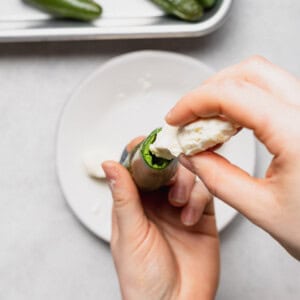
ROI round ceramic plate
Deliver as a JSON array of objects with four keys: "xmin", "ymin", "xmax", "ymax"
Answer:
[{"xmin": 56, "ymin": 51, "xmax": 256, "ymax": 242}]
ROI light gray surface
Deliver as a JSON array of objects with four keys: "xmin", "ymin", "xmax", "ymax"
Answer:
[{"xmin": 0, "ymin": 1, "xmax": 299, "ymax": 299}]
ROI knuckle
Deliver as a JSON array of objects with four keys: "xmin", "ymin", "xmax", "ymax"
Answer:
[
  {"xmin": 113, "ymin": 196, "xmax": 130, "ymax": 210},
  {"xmin": 228, "ymin": 77, "xmax": 244, "ymax": 88},
  {"xmin": 243, "ymin": 55, "xmax": 269, "ymax": 68},
  {"xmin": 219, "ymin": 77, "xmax": 246, "ymax": 92},
  {"xmin": 112, "ymin": 188, "xmax": 132, "ymax": 210}
]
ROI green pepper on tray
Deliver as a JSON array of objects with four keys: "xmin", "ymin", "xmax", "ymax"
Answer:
[
  {"xmin": 151, "ymin": 0, "xmax": 204, "ymax": 22},
  {"xmin": 25, "ymin": 0, "xmax": 102, "ymax": 22}
]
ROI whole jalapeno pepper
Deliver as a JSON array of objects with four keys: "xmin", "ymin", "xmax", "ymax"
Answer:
[
  {"xmin": 198, "ymin": 0, "xmax": 217, "ymax": 9},
  {"xmin": 151, "ymin": 0, "xmax": 204, "ymax": 22},
  {"xmin": 25, "ymin": 0, "xmax": 102, "ymax": 22}
]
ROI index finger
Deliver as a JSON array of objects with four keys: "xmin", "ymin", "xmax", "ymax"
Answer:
[
  {"xmin": 205, "ymin": 56, "xmax": 300, "ymax": 106},
  {"xmin": 166, "ymin": 79, "xmax": 288, "ymax": 155}
]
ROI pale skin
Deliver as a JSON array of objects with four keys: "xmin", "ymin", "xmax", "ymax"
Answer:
[
  {"xmin": 166, "ymin": 55, "xmax": 300, "ymax": 260},
  {"xmin": 102, "ymin": 137, "xmax": 219, "ymax": 300},
  {"xmin": 102, "ymin": 55, "xmax": 300, "ymax": 300}
]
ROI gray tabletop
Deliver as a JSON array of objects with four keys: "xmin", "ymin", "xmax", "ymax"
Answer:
[{"xmin": 0, "ymin": 1, "xmax": 299, "ymax": 299}]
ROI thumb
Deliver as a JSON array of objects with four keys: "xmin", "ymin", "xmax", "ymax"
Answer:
[
  {"xmin": 102, "ymin": 161, "xmax": 147, "ymax": 240},
  {"xmin": 180, "ymin": 152, "xmax": 273, "ymax": 224}
]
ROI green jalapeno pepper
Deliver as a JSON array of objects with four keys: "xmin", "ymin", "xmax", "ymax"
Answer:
[
  {"xmin": 151, "ymin": 0, "xmax": 204, "ymax": 22},
  {"xmin": 25, "ymin": 0, "xmax": 102, "ymax": 22},
  {"xmin": 198, "ymin": 0, "xmax": 217, "ymax": 9},
  {"xmin": 121, "ymin": 128, "xmax": 178, "ymax": 191}
]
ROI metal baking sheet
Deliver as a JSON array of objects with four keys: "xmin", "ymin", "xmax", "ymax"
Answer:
[{"xmin": 0, "ymin": 0, "xmax": 232, "ymax": 42}]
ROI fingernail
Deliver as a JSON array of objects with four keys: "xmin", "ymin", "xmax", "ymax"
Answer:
[
  {"xmin": 182, "ymin": 207, "xmax": 197, "ymax": 226},
  {"xmin": 179, "ymin": 155, "xmax": 194, "ymax": 172},
  {"xmin": 102, "ymin": 162, "xmax": 118, "ymax": 191},
  {"xmin": 170, "ymin": 187, "xmax": 187, "ymax": 205}
]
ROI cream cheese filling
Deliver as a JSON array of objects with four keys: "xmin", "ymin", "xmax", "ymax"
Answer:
[{"xmin": 150, "ymin": 118, "xmax": 239, "ymax": 159}]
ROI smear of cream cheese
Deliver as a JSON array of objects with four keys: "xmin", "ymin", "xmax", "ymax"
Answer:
[
  {"xmin": 150, "ymin": 118, "xmax": 239, "ymax": 159},
  {"xmin": 83, "ymin": 148, "xmax": 121, "ymax": 179}
]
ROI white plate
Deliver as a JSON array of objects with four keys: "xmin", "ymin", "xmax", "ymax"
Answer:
[{"xmin": 56, "ymin": 51, "xmax": 256, "ymax": 242}]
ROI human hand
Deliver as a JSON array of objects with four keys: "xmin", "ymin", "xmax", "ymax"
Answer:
[
  {"xmin": 102, "ymin": 137, "xmax": 219, "ymax": 300},
  {"xmin": 166, "ymin": 56, "xmax": 300, "ymax": 260}
]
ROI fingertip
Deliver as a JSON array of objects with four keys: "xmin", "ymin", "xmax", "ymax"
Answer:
[
  {"xmin": 180, "ymin": 180, "xmax": 212, "ymax": 227},
  {"xmin": 102, "ymin": 160, "xmax": 128, "ymax": 175},
  {"xmin": 180, "ymin": 151, "xmax": 219, "ymax": 167},
  {"xmin": 102, "ymin": 160, "xmax": 136, "ymax": 192},
  {"xmin": 102, "ymin": 160, "xmax": 120, "ymax": 167},
  {"xmin": 165, "ymin": 113, "xmax": 192, "ymax": 127},
  {"xmin": 165, "ymin": 104, "xmax": 190, "ymax": 126},
  {"xmin": 168, "ymin": 164, "xmax": 196, "ymax": 207},
  {"xmin": 181, "ymin": 206, "xmax": 199, "ymax": 227},
  {"xmin": 168, "ymin": 186, "xmax": 188, "ymax": 207},
  {"xmin": 102, "ymin": 160, "xmax": 119, "ymax": 181},
  {"xmin": 165, "ymin": 109, "xmax": 177, "ymax": 125}
]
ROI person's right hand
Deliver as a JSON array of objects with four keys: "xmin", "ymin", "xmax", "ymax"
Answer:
[{"xmin": 166, "ymin": 56, "xmax": 300, "ymax": 260}]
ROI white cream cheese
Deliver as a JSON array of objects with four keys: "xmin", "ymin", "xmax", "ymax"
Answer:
[
  {"xmin": 150, "ymin": 118, "xmax": 239, "ymax": 159},
  {"xmin": 83, "ymin": 148, "xmax": 121, "ymax": 179}
]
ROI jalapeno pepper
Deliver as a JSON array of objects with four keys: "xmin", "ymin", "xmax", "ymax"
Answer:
[
  {"xmin": 121, "ymin": 128, "xmax": 178, "ymax": 191},
  {"xmin": 151, "ymin": 0, "xmax": 204, "ymax": 22},
  {"xmin": 198, "ymin": 0, "xmax": 217, "ymax": 9},
  {"xmin": 25, "ymin": 0, "xmax": 102, "ymax": 22}
]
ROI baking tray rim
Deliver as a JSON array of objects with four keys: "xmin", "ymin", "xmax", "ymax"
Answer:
[{"xmin": 0, "ymin": 0, "xmax": 232, "ymax": 42}]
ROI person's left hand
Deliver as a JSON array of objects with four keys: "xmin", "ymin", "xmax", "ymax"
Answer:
[{"xmin": 102, "ymin": 138, "xmax": 220, "ymax": 300}]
